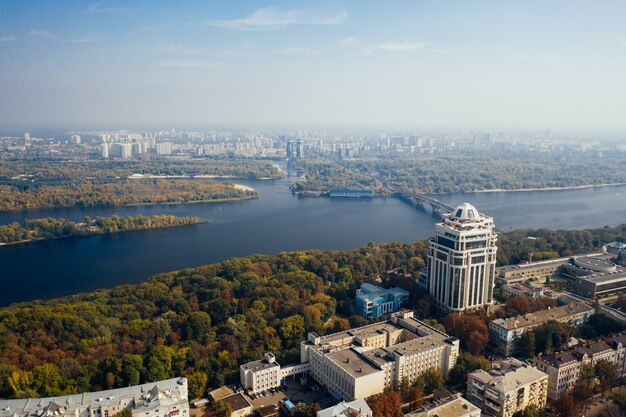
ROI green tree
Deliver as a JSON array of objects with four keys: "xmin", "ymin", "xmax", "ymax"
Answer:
[
  {"xmin": 513, "ymin": 404, "xmax": 539, "ymax": 417},
  {"xmin": 185, "ymin": 370, "xmax": 208, "ymax": 399},
  {"xmin": 279, "ymin": 314, "xmax": 306, "ymax": 342},
  {"xmin": 517, "ymin": 331, "xmax": 536, "ymax": 358},
  {"xmin": 414, "ymin": 368, "xmax": 444, "ymax": 395},
  {"xmin": 595, "ymin": 359, "xmax": 618, "ymax": 395},
  {"xmin": 32, "ymin": 364, "xmax": 62, "ymax": 396},
  {"xmin": 121, "ymin": 354, "xmax": 145, "ymax": 387},
  {"xmin": 146, "ymin": 346, "xmax": 172, "ymax": 381},
  {"xmin": 211, "ymin": 401, "xmax": 232, "ymax": 417}
]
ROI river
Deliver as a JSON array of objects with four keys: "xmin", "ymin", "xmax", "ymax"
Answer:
[{"xmin": 1, "ymin": 175, "xmax": 625, "ymax": 306}]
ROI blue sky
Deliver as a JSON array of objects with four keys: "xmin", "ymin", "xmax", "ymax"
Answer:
[{"xmin": 1, "ymin": 0, "xmax": 626, "ymax": 129}]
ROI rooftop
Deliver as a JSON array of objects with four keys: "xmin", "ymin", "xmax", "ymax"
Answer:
[
  {"xmin": 241, "ymin": 356, "xmax": 280, "ymax": 373},
  {"xmin": 469, "ymin": 359, "xmax": 547, "ymax": 395},
  {"xmin": 406, "ymin": 394, "xmax": 480, "ymax": 417},
  {"xmin": 491, "ymin": 302, "xmax": 593, "ymax": 331},
  {"xmin": 220, "ymin": 393, "xmax": 252, "ymax": 412},
  {"xmin": 0, "ymin": 378, "xmax": 188, "ymax": 417},
  {"xmin": 317, "ymin": 399, "xmax": 372, "ymax": 417},
  {"xmin": 327, "ymin": 348, "xmax": 381, "ymax": 378}
]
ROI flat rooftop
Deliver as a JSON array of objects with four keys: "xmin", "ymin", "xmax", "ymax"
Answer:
[
  {"xmin": 327, "ymin": 348, "xmax": 381, "ymax": 378},
  {"xmin": 241, "ymin": 358, "xmax": 280, "ymax": 372}
]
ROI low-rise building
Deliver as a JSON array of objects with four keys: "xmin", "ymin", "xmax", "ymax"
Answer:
[
  {"xmin": 489, "ymin": 302, "xmax": 594, "ymax": 356},
  {"xmin": 219, "ymin": 393, "xmax": 252, "ymax": 417},
  {"xmin": 355, "ymin": 283, "xmax": 409, "ymax": 318},
  {"xmin": 501, "ymin": 283, "xmax": 544, "ymax": 299},
  {"xmin": 405, "ymin": 394, "xmax": 480, "ymax": 417},
  {"xmin": 240, "ymin": 353, "xmax": 281, "ymax": 394},
  {"xmin": 317, "ymin": 399, "xmax": 373, "ymax": 417},
  {"xmin": 0, "ymin": 378, "xmax": 188, "ymax": 417},
  {"xmin": 466, "ymin": 359, "xmax": 548, "ymax": 417},
  {"xmin": 561, "ymin": 256, "xmax": 626, "ymax": 298},
  {"xmin": 534, "ymin": 334, "xmax": 626, "ymax": 399},
  {"xmin": 497, "ymin": 257, "xmax": 572, "ymax": 284}
]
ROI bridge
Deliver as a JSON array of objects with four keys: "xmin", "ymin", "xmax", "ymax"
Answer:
[{"xmin": 390, "ymin": 187, "xmax": 454, "ymax": 215}]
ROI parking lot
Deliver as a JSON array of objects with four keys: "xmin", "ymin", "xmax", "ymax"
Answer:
[{"xmin": 244, "ymin": 378, "xmax": 337, "ymax": 410}]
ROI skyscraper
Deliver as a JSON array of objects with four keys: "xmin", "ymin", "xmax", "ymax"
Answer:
[
  {"xmin": 24, "ymin": 132, "xmax": 30, "ymax": 145},
  {"xmin": 426, "ymin": 203, "xmax": 497, "ymax": 313}
]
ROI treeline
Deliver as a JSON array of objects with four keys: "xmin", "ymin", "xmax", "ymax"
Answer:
[
  {"xmin": 0, "ymin": 160, "xmax": 283, "ymax": 181},
  {"xmin": 496, "ymin": 225, "xmax": 626, "ymax": 265},
  {"xmin": 0, "ymin": 226, "xmax": 623, "ymax": 399},
  {"xmin": 0, "ymin": 214, "xmax": 205, "ymax": 245},
  {"xmin": 0, "ymin": 180, "xmax": 256, "ymax": 211},
  {"xmin": 293, "ymin": 154, "xmax": 626, "ymax": 194},
  {"xmin": 0, "ymin": 241, "xmax": 427, "ymax": 399}
]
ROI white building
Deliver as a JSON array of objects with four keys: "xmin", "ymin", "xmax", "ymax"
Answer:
[
  {"xmin": 71, "ymin": 134, "xmax": 81, "ymax": 145},
  {"xmin": 317, "ymin": 399, "xmax": 372, "ymax": 417},
  {"xmin": 101, "ymin": 143, "xmax": 109, "ymax": 159},
  {"xmin": 405, "ymin": 394, "xmax": 480, "ymax": 417},
  {"xmin": 240, "ymin": 353, "xmax": 281, "ymax": 394},
  {"xmin": 426, "ymin": 203, "xmax": 497, "ymax": 313},
  {"xmin": 0, "ymin": 378, "xmax": 189, "ymax": 417},
  {"xmin": 466, "ymin": 359, "xmax": 548, "ymax": 417},
  {"xmin": 301, "ymin": 311, "xmax": 459, "ymax": 401}
]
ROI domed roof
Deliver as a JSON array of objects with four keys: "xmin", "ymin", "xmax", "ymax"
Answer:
[{"xmin": 451, "ymin": 202, "xmax": 479, "ymax": 220}]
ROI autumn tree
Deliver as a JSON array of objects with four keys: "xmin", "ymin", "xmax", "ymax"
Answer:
[
  {"xmin": 444, "ymin": 313, "xmax": 490, "ymax": 355},
  {"xmin": 366, "ymin": 391, "xmax": 403, "ymax": 417},
  {"xmin": 552, "ymin": 394, "xmax": 577, "ymax": 417}
]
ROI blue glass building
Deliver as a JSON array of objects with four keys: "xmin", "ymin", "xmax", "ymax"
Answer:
[{"xmin": 355, "ymin": 283, "xmax": 409, "ymax": 318}]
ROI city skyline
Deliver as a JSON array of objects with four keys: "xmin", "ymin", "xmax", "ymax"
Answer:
[{"xmin": 1, "ymin": 1, "xmax": 626, "ymax": 130}]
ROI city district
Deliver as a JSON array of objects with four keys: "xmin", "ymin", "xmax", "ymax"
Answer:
[{"xmin": 2, "ymin": 203, "xmax": 626, "ymax": 417}]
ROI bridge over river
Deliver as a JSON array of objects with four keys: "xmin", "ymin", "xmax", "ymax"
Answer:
[{"xmin": 390, "ymin": 187, "xmax": 454, "ymax": 215}]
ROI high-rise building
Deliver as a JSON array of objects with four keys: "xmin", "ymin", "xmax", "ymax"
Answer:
[
  {"xmin": 426, "ymin": 203, "xmax": 497, "ymax": 313},
  {"xmin": 101, "ymin": 143, "xmax": 109, "ymax": 159},
  {"xmin": 296, "ymin": 140, "xmax": 304, "ymax": 159},
  {"xmin": 71, "ymin": 134, "xmax": 81, "ymax": 145},
  {"xmin": 24, "ymin": 132, "xmax": 30, "ymax": 145},
  {"xmin": 286, "ymin": 139, "xmax": 294, "ymax": 158}
]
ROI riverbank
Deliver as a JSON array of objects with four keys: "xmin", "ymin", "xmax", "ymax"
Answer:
[
  {"xmin": 469, "ymin": 182, "xmax": 626, "ymax": 193},
  {"xmin": 0, "ymin": 214, "xmax": 207, "ymax": 247}
]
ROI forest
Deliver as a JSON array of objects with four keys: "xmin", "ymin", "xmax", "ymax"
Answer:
[
  {"xmin": 0, "ymin": 180, "xmax": 256, "ymax": 211},
  {"xmin": 0, "ymin": 214, "xmax": 205, "ymax": 245},
  {"xmin": 0, "ymin": 225, "xmax": 623, "ymax": 400},
  {"xmin": 292, "ymin": 154, "xmax": 626, "ymax": 194},
  {"xmin": 0, "ymin": 160, "xmax": 284, "ymax": 181}
]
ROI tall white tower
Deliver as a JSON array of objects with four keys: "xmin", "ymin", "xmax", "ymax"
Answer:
[{"xmin": 427, "ymin": 203, "xmax": 497, "ymax": 313}]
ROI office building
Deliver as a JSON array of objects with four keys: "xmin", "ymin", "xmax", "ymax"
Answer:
[
  {"xmin": 466, "ymin": 358, "xmax": 548, "ymax": 417},
  {"xmin": 286, "ymin": 140, "xmax": 294, "ymax": 158},
  {"xmin": 301, "ymin": 311, "xmax": 459, "ymax": 401},
  {"xmin": 561, "ymin": 256, "xmax": 626, "ymax": 298},
  {"xmin": 355, "ymin": 283, "xmax": 409, "ymax": 318},
  {"xmin": 405, "ymin": 393, "xmax": 480, "ymax": 417},
  {"xmin": 0, "ymin": 378, "xmax": 189, "ymax": 417},
  {"xmin": 296, "ymin": 140, "xmax": 304, "ymax": 159},
  {"xmin": 496, "ymin": 257, "xmax": 574, "ymax": 284},
  {"xmin": 426, "ymin": 203, "xmax": 497, "ymax": 313},
  {"xmin": 489, "ymin": 302, "xmax": 594, "ymax": 356},
  {"xmin": 317, "ymin": 399, "xmax": 372, "ymax": 417}
]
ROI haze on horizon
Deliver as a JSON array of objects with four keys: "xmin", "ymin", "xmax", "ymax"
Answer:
[{"xmin": 1, "ymin": 0, "xmax": 626, "ymax": 131}]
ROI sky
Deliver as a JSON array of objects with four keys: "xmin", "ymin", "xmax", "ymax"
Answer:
[{"xmin": 1, "ymin": 0, "xmax": 626, "ymax": 130}]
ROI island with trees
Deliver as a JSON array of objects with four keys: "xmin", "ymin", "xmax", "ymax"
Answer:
[
  {"xmin": 0, "ymin": 223, "xmax": 623, "ymax": 402},
  {"xmin": 0, "ymin": 180, "xmax": 257, "ymax": 211},
  {"xmin": 291, "ymin": 154, "xmax": 626, "ymax": 195},
  {"xmin": 0, "ymin": 214, "xmax": 206, "ymax": 246}
]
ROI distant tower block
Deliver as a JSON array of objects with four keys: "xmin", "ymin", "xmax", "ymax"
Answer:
[
  {"xmin": 24, "ymin": 132, "xmax": 30, "ymax": 145},
  {"xmin": 426, "ymin": 203, "xmax": 498, "ymax": 313}
]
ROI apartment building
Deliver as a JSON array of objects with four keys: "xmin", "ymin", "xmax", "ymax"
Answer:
[
  {"xmin": 534, "ymin": 335, "xmax": 626, "ymax": 399},
  {"xmin": 489, "ymin": 302, "xmax": 594, "ymax": 356},
  {"xmin": 466, "ymin": 359, "xmax": 548, "ymax": 417},
  {"xmin": 0, "ymin": 378, "xmax": 188, "ymax": 417}
]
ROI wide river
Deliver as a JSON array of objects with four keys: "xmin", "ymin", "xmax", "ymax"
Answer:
[{"xmin": 1, "ymin": 174, "xmax": 625, "ymax": 306}]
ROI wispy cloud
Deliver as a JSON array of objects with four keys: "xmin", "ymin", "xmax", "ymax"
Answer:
[
  {"xmin": 156, "ymin": 61, "xmax": 220, "ymax": 68},
  {"xmin": 510, "ymin": 53, "xmax": 562, "ymax": 62},
  {"xmin": 272, "ymin": 47, "xmax": 320, "ymax": 55},
  {"xmin": 0, "ymin": 36, "xmax": 15, "ymax": 42},
  {"xmin": 88, "ymin": 2, "xmax": 129, "ymax": 13},
  {"xmin": 29, "ymin": 29, "xmax": 51, "ymax": 38},
  {"xmin": 373, "ymin": 41, "xmax": 429, "ymax": 51},
  {"xmin": 65, "ymin": 35, "xmax": 99, "ymax": 44},
  {"xmin": 209, "ymin": 7, "xmax": 347, "ymax": 30},
  {"xmin": 340, "ymin": 36, "xmax": 360, "ymax": 47},
  {"xmin": 150, "ymin": 43, "xmax": 208, "ymax": 56}
]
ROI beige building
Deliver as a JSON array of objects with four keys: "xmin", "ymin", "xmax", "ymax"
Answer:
[
  {"xmin": 497, "ymin": 257, "xmax": 572, "ymax": 284},
  {"xmin": 405, "ymin": 394, "xmax": 480, "ymax": 417},
  {"xmin": 301, "ymin": 311, "xmax": 459, "ymax": 401},
  {"xmin": 534, "ymin": 336, "xmax": 626, "ymax": 399},
  {"xmin": 466, "ymin": 359, "xmax": 548, "ymax": 417},
  {"xmin": 489, "ymin": 302, "xmax": 594, "ymax": 356},
  {"xmin": 427, "ymin": 203, "xmax": 498, "ymax": 313}
]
